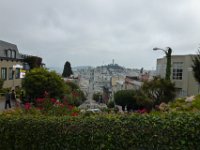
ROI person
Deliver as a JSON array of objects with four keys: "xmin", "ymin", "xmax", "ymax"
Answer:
[
  {"xmin": 20, "ymin": 91, "xmax": 25, "ymax": 103},
  {"xmin": 11, "ymin": 89, "xmax": 16, "ymax": 107},
  {"xmin": 5, "ymin": 91, "xmax": 11, "ymax": 109}
]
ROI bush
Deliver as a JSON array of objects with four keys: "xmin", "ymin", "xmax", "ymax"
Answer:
[
  {"xmin": 114, "ymin": 90, "xmax": 152, "ymax": 111},
  {"xmin": 0, "ymin": 88, "xmax": 11, "ymax": 96},
  {"xmin": 142, "ymin": 77, "xmax": 176, "ymax": 106},
  {"xmin": 107, "ymin": 100, "xmax": 115, "ymax": 108},
  {"xmin": 114, "ymin": 90, "xmax": 136, "ymax": 111},
  {"xmin": 93, "ymin": 92, "xmax": 102, "ymax": 102},
  {"xmin": 64, "ymin": 81, "xmax": 86, "ymax": 106},
  {"xmin": 0, "ymin": 113, "xmax": 200, "ymax": 149},
  {"xmin": 22, "ymin": 68, "xmax": 65, "ymax": 98}
]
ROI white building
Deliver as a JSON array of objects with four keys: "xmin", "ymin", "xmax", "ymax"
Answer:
[{"xmin": 156, "ymin": 55, "xmax": 200, "ymax": 97}]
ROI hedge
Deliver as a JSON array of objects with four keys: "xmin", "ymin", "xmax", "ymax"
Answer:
[{"xmin": 0, "ymin": 113, "xmax": 200, "ymax": 150}]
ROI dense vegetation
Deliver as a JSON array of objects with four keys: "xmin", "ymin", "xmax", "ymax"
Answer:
[
  {"xmin": 24, "ymin": 56, "xmax": 43, "ymax": 69},
  {"xmin": 0, "ymin": 113, "xmax": 200, "ymax": 149},
  {"xmin": 22, "ymin": 68, "xmax": 65, "ymax": 99},
  {"xmin": 114, "ymin": 77, "xmax": 175, "ymax": 111}
]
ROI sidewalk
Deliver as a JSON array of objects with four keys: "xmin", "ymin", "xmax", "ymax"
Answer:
[{"xmin": 0, "ymin": 97, "xmax": 21, "ymax": 112}]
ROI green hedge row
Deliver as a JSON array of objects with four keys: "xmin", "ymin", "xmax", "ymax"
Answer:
[{"xmin": 0, "ymin": 113, "xmax": 200, "ymax": 150}]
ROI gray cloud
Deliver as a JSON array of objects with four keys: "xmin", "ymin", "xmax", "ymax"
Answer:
[{"xmin": 0, "ymin": 0, "xmax": 200, "ymax": 70}]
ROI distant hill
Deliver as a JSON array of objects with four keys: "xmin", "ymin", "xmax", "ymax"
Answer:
[
  {"xmin": 97, "ymin": 64, "xmax": 124, "ymax": 70},
  {"xmin": 73, "ymin": 66, "xmax": 93, "ymax": 70}
]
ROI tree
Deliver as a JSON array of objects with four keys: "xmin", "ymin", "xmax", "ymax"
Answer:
[
  {"xmin": 114, "ymin": 90, "xmax": 136, "ymax": 111},
  {"xmin": 192, "ymin": 50, "xmax": 200, "ymax": 84},
  {"xmin": 22, "ymin": 68, "xmax": 65, "ymax": 99},
  {"xmin": 165, "ymin": 47, "xmax": 172, "ymax": 80},
  {"xmin": 62, "ymin": 61, "xmax": 73, "ymax": 77},
  {"xmin": 142, "ymin": 77, "xmax": 175, "ymax": 106},
  {"xmin": 24, "ymin": 56, "xmax": 43, "ymax": 70},
  {"xmin": 93, "ymin": 92, "xmax": 102, "ymax": 102},
  {"xmin": 114, "ymin": 89, "xmax": 152, "ymax": 111}
]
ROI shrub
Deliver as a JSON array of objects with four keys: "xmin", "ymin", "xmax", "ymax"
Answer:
[
  {"xmin": 114, "ymin": 90, "xmax": 136, "ymax": 111},
  {"xmin": 22, "ymin": 68, "xmax": 65, "ymax": 98},
  {"xmin": 0, "ymin": 113, "xmax": 200, "ymax": 149},
  {"xmin": 142, "ymin": 77, "xmax": 176, "ymax": 106},
  {"xmin": 107, "ymin": 100, "xmax": 115, "ymax": 108},
  {"xmin": 114, "ymin": 90, "xmax": 152, "ymax": 111},
  {"xmin": 93, "ymin": 92, "xmax": 102, "ymax": 102},
  {"xmin": 64, "ymin": 81, "xmax": 86, "ymax": 106}
]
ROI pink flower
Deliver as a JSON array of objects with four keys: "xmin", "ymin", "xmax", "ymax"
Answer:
[
  {"xmin": 71, "ymin": 112, "xmax": 78, "ymax": 116},
  {"xmin": 137, "ymin": 108, "xmax": 148, "ymax": 114},
  {"xmin": 36, "ymin": 107, "xmax": 44, "ymax": 110},
  {"xmin": 51, "ymin": 98, "xmax": 57, "ymax": 103},
  {"xmin": 36, "ymin": 98, "xmax": 45, "ymax": 103},
  {"xmin": 67, "ymin": 105, "xmax": 74, "ymax": 110},
  {"xmin": 25, "ymin": 103, "xmax": 31, "ymax": 110}
]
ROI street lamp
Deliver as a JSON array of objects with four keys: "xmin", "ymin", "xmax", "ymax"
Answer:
[
  {"xmin": 153, "ymin": 47, "xmax": 172, "ymax": 80},
  {"xmin": 12, "ymin": 65, "xmax": 17, "ymax": 89}
]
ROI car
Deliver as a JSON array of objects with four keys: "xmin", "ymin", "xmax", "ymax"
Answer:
[{"xmin": 86, "ymin": 108, "xmax": 101, "ymax": 113}]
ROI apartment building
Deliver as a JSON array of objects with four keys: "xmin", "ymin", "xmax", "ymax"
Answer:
[
  {"xmin": 0, "ymin": 40, "xmax": 29, "ymax": 88},
  {"xmin": 156, "ymin": 55, "xmax": 200, "ymax": 97}
]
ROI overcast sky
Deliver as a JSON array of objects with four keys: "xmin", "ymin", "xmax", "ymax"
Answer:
[{"xmin": 0, "ymin": 0, "xmax": 200, "ymax": 70}]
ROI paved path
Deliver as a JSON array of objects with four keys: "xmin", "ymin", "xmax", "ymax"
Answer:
[
  {"xmin": 0, "ymin": 100, "xmax": 5, "ymax": 112},
  {"xmin": 0, "ymin": 99, "xmax": 16, "ymax": 112}
]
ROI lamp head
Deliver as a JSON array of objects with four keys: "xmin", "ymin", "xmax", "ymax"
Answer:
[{"xmin": 153, "ymin": 47, "xmax": 159, "ymax": 51}]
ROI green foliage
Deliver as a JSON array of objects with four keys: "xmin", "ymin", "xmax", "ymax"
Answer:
[
  {"xmin": 93, "ymin": 92, "xmax": 102, "ymax": 102},
  {"xmin": 65, "ymin": 81, "xmax": 79, "ymax": 91},
  {"xmin": 142, "ymin": 77, "xmax": 176, "ymax": 106},
  {"xmin": 114, "ymin": 90, "xmax": 135, "ymax": 110},
  {"xmin": 159, "ymin": 95, "xmax": 200, "ymax": 112},
  {"xmin": 62, "ymin": 61, "xmax": 73, "ymax": 77},
  {"xmin": 24, "ymin": 56, "xmax": 42, "ymax": 69},
  {"xmin": 1, "ymin": 113, "xmax": 200, "ymax": 149},
  {"xmin": 107, "ymin": 100, "xmax": 115, "ymax": 108},
  {"xmin": 192, "ymin": 50, "xmax": 200, "ymax": 84},
  {"xmin": 114, "ymin": 90, "xmax": 151, "ymax": 111},
  {"xmin": 63, "ymin": 81, "xmax": 86, "ymax": 106},
  {"xmin": 0, "ymin": 78, "xmax": 4, "ymax": 89},
  {"xmin": 22, "ymin": 68, "xmax": 65, "ymax": 98},
  {"xmin": 0, "ymin": 88, "xmax": 11, "ymax": 96},
  {"xmin": 134, "ymin": 90, "xmax": 153, "ymax": 110},
  {"xmin": 165, "ymin": 47, "xmax": 172, "ymax": 80}
]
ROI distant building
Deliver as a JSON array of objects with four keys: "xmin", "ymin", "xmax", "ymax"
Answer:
[
  {"xmin": 125, "ymin": 76, "xmax": 143, "ymax": 90},
  {"xmin": 156, "ymin": 55, "xmax": 200, "ymax": 97}
]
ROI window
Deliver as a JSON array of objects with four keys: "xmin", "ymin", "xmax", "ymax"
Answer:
[
  {"xmin": 11, "ymin": 50, "xmax": 16, "ymax": 58},
  {"xmin": 9, "ymin": 67, "xmax": 13, "ymax": 80},
  {"xmin": 15, "ymin": 68, "xmax": 20, "ymax": 79},
  {"xmin": 7, "ymin": 50, "xmax": 11, "ymax": 58},
  {"xmin": 1, "ymin": 68, "xmax": 7, "ymax": 80},
  {"xmin": 173, "ymin": 62, "xmax": 183, "ymax": 80}
]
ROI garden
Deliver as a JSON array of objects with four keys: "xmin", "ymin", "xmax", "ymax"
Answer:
[{"xmin": 1, "ymin": 68, "xmax": 200, "ymax": 149}]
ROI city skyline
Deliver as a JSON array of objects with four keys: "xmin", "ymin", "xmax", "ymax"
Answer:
[{"xmin": 0, "ymin": 0, "xmax": 200, "ymax": 69}]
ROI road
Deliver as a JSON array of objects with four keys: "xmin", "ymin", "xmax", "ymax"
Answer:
[{"xmin": 88, "ymin": 73, "xmax": 94, "ymax": 101}]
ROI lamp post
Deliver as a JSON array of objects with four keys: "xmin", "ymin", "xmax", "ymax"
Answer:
[
  {"xmin": 12, "ymin": 65, "xmax": 17, "ymax": 89},
  {"xmin": 153, "ymin": 47, "xmax": 172, "ymax": 80}
]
